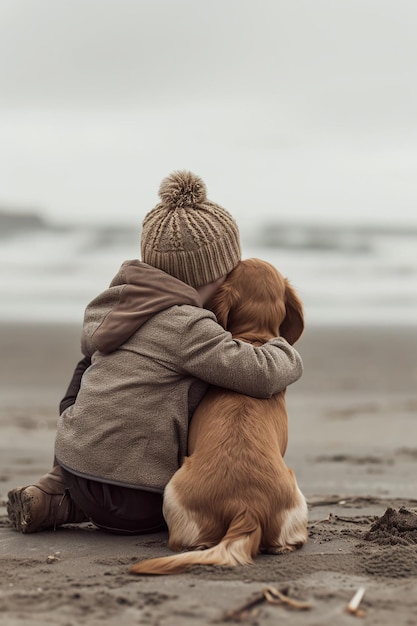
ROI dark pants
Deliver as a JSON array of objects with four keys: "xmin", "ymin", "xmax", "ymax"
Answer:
[
  {"xmin": 61, "ymin": 467, "xmax": 165, "ymax": 534},
  {"xmin": 59, "ymin": 357, "xmax": 166, "ymax": 534}
]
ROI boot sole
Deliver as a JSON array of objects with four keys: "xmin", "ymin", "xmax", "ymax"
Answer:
[{"xmin": 7, "ymin": 488, "xmax": 37, "ymax": 534}]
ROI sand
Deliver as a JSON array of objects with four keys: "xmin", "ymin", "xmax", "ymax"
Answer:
[{"xmin": 1, "ymin": 323, "xmax": 417, "ymax": 625}]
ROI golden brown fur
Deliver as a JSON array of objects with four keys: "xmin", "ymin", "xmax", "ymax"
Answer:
[{"xmin": 131, "ymin": 258, "xmax": 308, "ymax": 575}]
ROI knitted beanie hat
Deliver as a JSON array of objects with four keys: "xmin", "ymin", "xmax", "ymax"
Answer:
[{"xmin": 141, "ymin": 171, "xmax": 241, "ymax": 288}]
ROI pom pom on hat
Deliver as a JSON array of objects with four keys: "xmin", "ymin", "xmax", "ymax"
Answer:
[
  {"xmin": 158, "ymin": 171, "xmax": 207, "ymax": 209},
  {"xmin": 141, "ymin": 170, "xmax": 241, "ymax": 288}
]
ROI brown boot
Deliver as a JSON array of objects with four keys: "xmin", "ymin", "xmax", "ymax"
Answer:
[{"xmin": 7, "ymin": 466, "xmax": 87, "ymax": 533}]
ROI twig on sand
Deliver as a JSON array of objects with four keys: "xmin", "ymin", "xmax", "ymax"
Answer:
[
  {"xmin": 345, "ymin": 586, "xmax": 366, "ymax": 618},
  {"xmin": 310, "ymin": 513, "xmax": 334, "ymax": 526},
  {"xmin": 310, "ymin": 513, "xmax": 372, "ymax": 527},
  {"xmin": 334, "ymin": 515, "xmax": 371, "ymax": 524},
  {"xmin": 223, "ymin": 585, "xmax": 312, "ymax": 622},
  {"xmin": 222, "ymin": 590, "xmax": 265, "ymax": 622},
  {"xmin": 263, "ymin": 586, "xmax": 312, "ymax": 610},
  {"xmin": 46, "ymin": 551, "xmax": 61, "ymax": 564}
]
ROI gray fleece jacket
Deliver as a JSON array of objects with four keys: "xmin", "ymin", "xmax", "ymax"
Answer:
[{"xmin": 55, "ymin": 260, "xmax": 303, "ymax": 493}]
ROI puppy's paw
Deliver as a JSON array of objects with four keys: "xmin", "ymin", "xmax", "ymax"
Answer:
[
  {"xmin": 262, "ymin": 541, "xmax": 304, "ymax": 555},
  {"xmin": 188, "ymin": 544, "xmax": 210, "ymax": 551},
  {"xmin": 262, "ymin": 545, "xmax": 291, "ymax": 555}
]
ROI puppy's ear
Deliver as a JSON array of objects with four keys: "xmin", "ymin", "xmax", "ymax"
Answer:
[
  {"xmin": 208, "ymin": 281, "xmax": 240, "ymax": 330},
  {"xmin": 279, "ymin": 280, "xmax": 304, "ymax": 345}
]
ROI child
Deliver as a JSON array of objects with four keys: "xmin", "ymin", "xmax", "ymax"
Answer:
[{"xmin": 7, "ymin": 170, "xmax": 303, "ymax": 534}]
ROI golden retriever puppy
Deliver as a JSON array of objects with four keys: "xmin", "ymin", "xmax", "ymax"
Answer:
[{"xmin": 131, "ymin": 258, "xmax": 308, "ymax": 575}]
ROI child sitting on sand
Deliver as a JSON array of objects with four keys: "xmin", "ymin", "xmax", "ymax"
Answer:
[{"xmin": 7, "ymin": 170, "xmax": 303, "ymax": 535}]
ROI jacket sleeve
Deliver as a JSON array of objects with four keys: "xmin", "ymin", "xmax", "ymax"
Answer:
[{"xmin": 177, "ymin": 310, "xmax": 303, "ymax": 398}]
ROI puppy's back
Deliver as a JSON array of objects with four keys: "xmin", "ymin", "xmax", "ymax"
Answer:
[{"xmin": 188, "ymin": 387, "xmax": 288, "ymax": 457}]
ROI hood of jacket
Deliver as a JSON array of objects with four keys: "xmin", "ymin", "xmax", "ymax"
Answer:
[{"xmin": 81, "ymin": 260, "xmax": 203, "ymax": 355}]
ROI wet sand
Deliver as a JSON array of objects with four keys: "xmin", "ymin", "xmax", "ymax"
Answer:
[{"xmin": 1, "ymin": 323, "xmax": 417, "ymax": 625}]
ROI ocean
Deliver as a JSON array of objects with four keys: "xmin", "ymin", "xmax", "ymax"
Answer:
[{"xmin": 1, "ymin": 212, "xmax": 416, "ymax": 327}]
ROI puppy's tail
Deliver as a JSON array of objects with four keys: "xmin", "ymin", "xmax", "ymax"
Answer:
[{"xmin": 130, "ymin": 511, "xmax": 261, "ymax": 576}]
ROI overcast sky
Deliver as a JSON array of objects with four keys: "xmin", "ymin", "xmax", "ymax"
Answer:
[{"xmin": 1, "ymin": 0, "xmax": 416, "ymax": 228}]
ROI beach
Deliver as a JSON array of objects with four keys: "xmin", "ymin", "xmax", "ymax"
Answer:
[{"xmin": 1, "ymin": 323, "xmax": 417, "ymax": 625}]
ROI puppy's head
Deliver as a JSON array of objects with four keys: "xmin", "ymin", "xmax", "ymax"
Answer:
[{"xmin": 208, "ymin": 258, "xmax": 304, "ymax": 345}]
